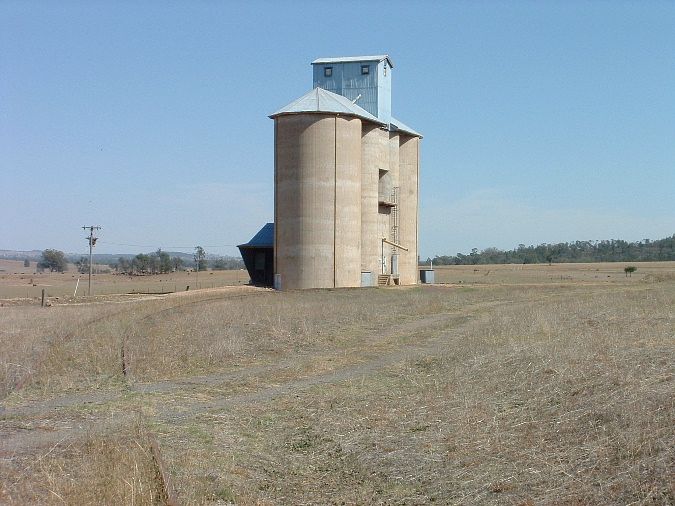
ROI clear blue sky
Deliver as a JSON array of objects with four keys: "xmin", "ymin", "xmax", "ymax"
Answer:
[{"xmin": 2, "ymin": 1, "xmax": 673, "ymax": 259}]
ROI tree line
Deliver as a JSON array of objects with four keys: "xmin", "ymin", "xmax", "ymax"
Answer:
[
  {"xmin": 35, "ymin": 248, "xmax": 243, "ymax": 274},
  {"xmin": 426, "ymin": 235, "xmax": 675, "ymax": 266},
  {"xmin": 113, "ymin": 249, "xmax": 183, "ymax": 274},
  {"xmin": 111, "ymin": 248, "xmax": 243, "ymax": 274}
]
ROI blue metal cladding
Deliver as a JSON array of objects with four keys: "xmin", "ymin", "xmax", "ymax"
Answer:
[
  {"xmin": 314, "ymin": 64, "xmax": 343, "ymax": 95},
  {"xmin": 377, "ymin": 60, "xmax": 392, "ymax": 126},
  {"xmin": 238, "ymin": 223, "xmax": 274, "ymax": 248},
  {"xmin": 312, "ymin": 57, "xmax": 392, "ymax": 124}
]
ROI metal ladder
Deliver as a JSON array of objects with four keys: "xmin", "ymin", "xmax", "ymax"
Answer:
[{"xmin": 390, "ymin": 187, "xmax": 400, "ymax": 244}]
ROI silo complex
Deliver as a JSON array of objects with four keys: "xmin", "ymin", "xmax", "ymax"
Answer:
[{"xmin": 270, "ymin": 55, "xmax": 421, "ymax": 290}]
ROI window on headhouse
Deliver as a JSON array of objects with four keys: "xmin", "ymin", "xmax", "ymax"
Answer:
[
  {"xmin": 361, "ymin": 65, "xmax": 370, "ymax": 75},
  {"xmin": 324, "ymin": 67, "xmax": 332, "ymax": 77}
]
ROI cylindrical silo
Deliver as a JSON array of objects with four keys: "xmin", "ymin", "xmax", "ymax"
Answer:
[
  {"xmin": 378, "ymin": 131, "xmax": 400, "ymax": 273},
  {"xmin": 361, "ymin": 124, "xmax": 389, "ymax": 281},
  {"xmin": 334, "ymin": 116, "xmax": 362, "ymax": 287},
  {"xmin": 274, "ymin": 113, "xmax": 362, "ymax": 289},
  {"xmin": 398, "ymin": 134, "xmax": 420, "ymax": 285}
]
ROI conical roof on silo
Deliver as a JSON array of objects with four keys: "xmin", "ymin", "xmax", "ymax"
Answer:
[
  {"xmin": 270, "ymin": 87, "xmax": 384, "ymax": 125},
  {"xmin": 390, "ymin": 117, "xmax": 423, "ymax": 138}
]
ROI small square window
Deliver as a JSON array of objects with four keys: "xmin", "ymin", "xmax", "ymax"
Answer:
[
  {"xmin": 361, "ymin": 65, "xmax": 370, "ymax": 75},
  {"xmin": 324, "ymin": 67, "xmax": 332, "ymax": 77}
]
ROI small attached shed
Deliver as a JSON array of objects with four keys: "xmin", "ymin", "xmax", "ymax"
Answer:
[{"xmin": 238, "ymin": 223, "xmax": 274, "ymax": 287}]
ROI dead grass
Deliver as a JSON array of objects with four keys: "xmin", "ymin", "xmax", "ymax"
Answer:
[
  {"xmin": 0, "ymin": 262, "xmax": 248, "ymax": 300},
  {"xmin": 124, "ymin": 287, "xmax": 470, "ymax": 382},
  {"xmin": 433, "ymin": 260, "xmax": 675, "ymax": 286},
  {"xmin": 0, "ymin": 417, "xmax": 162, "ymax": 505},
  {"xmin": 1, "ymin": 268, "xmax": 673, "ymax": 504},
  {"xmin": 151, "ymin": 284, "xmax": 673, "ymax": 504},
  {"xmin": 0, "ymin": 304, "xmax": 125, "ymax": 398},
  {"xmin": 643, "ymin": 271, "xmax": 675, "ymax": 283},
  {"xmin": 0, "ymin": 288, "xmax": 259, "ymax": 399},
  {"xmin": 122, "ymin": 285, "xmax": 561, "ymax": 384}
]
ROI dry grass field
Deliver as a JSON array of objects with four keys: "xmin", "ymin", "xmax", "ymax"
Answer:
[
  {"xmin": 0, "ymin": 259, "xmax": 248, "ymax": 300},
  {"xmin": 431, "ymin": 260, "xmax": 675, "ymax": 286},
  {"xmin": 1, "ymin": 262, "xmax": 673, "ymax": 504}
]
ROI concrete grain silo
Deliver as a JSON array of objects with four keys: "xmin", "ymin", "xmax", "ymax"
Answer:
[
  {"xmin": 360, "ymin": 124, "xmax": 389, "ymax": 278},
  {"xmin": 397, "ymin": 133, "xmax": 420, "ymax": 285},
  {"xmin": 273, "ymin": 109, "xmax": 363, "ymax": 289},
  {"xmin": 265, "ymin": 55, "xmax": 421, "ymax": 290}
]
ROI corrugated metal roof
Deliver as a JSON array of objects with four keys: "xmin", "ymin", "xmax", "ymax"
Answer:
[
  {"xmin": 270, "ymin": 87, "xmax": 385, "ymax": 125},
  {"xmin": 312, "ymin": 55, "xmax": 394, "ymax": 68},
  {"xmin": 390, "ymin": 117, "xmax": 422, "ymax": 138},
  {"xmin": 238, "ymin": 223, "xmax": 274, "ymax": 248}
]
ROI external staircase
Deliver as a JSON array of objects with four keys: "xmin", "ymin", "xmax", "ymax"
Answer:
[{"xmin": 377, "ymin": 274, "xmax": 400, "ymax": 286}]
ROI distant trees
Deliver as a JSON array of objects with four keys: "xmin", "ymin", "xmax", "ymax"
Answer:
[
  {"xmin": 211, "ymin": 257, "xmax": 243, "ymax": 270},
  {"xmin": 194, "ymin": 246, "xmax": 207, "ymax": 271},
  {"xmin": 156, "ymin": 249, "xmax": 172, "ymax": 274},
  {"xmin": 113, "ymin": 251, "xmax": 186, "ymax": 275},
  {"xmin": 469, "ymin": 248, "xmax": 479, "ymax": 265},
  {"xmin": 76, "ymin": 256, "xmax": 90, "ymax": 274},
  {"xmin": 172, "ymin": 256, "xmax": 184, "ymax": 271},
  {"xmin": 425, "ymin": 235, "xmax": 675, "ymax": 266},
  {"xmin": 133, "ymin": 254, "xmax": 151, "ymax": 273},
  {"xmin": 38, "ymin": 249, "xmax": 68, "ymax": 272},
  {"xmin": 108, "ymin": 248, "xmax": 242, "ymax": 274},
  {"xmin": 116, "ymin": 257, "xmax": 131, "ymax": 273},
  {"xmin": 211, "ymin": 258, "xmax": 226, "ymax": 270},
  {"xmin": 624, "ymin": 266, "xmax": 637, "ymax": 277}
]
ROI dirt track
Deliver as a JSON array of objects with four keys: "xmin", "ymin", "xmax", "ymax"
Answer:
[{"xmin": 0, "ymin": 294, "xmax": 505, "ymax": 455}]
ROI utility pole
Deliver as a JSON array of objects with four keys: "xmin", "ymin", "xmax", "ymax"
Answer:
[{"xmin": 82, "ymin": 225, "xmax": 101, "ymax": 296}]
